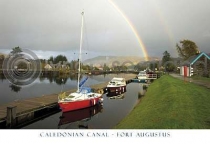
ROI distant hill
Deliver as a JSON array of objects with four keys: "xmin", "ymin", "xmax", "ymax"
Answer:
[{"xmin": 83, "ymin": 56, "xmax": 160, "ymax": 67}]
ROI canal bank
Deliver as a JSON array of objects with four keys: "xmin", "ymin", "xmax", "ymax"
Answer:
[{"xmin": 114, "ymin": 75, "xmax": 210, "ymax": 129}]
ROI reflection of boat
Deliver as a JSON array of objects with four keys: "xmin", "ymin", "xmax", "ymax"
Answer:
[
  {"xmin": 106, "ymin": 77, "xmax": 126, "ymax": 94},
  {"xmin": 58, "ymin": 12, "xmax": 103, "ymax": 112},
  {"xmin": 106, "ymin": 88, "xmax": 126, "ymax": 96},
  {"xmin": 109, "ymin": 94, "xmax": 125, "ymax": 100},
  {"xmin": 58, "ymin": 104, "xmax": 103, "ymax": 127}
]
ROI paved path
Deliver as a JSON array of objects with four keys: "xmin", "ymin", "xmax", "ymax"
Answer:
[{"xmin": 170, "ymin": 73, "xmax": 210, "ymax": 89}]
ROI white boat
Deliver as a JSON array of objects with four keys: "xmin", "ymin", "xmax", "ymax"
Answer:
[
  {"xmin": 58, "ymin": 12, "xmax": 103, "ymax": 113},
  {"xmin": 106, "ymin": 77, "xmax": 126, "ymax": 95},
  {"xmin": 137, "ymin": 71, "xmax": 148, "ymax": 83}
]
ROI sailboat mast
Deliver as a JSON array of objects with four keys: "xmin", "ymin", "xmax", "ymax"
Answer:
[{"xmin": 77, "ymin": 11, "xmax": 84, "ymax": 92}]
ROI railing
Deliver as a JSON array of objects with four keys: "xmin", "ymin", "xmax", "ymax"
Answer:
[{"xmin": 147, "ymin": 74, "xmax": 158, "ymax": 79}]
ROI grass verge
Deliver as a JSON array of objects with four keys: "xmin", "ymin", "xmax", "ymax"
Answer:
[
  {"xmin": 192, "ymin": 75, "xmax": 210, "ymax": 82},
  {"xmin": 114, "ymin": 75, "xmax": 210, "ymax": 129}
]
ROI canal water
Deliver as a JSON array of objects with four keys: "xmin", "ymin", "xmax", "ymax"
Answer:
[
  {"xmin": 0, "ymin": 73, "xmax": 143, "ymax": 129},
  {"xmin": 0, "ymin": 73, "xmax": 133, "ymax": 105},
  {"xmin": 23, "ymin": 83, "xmax": 141, "ymax": 129}
]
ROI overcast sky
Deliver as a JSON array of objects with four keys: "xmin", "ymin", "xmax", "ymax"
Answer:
[{"xmin": 0, "ymin": 0, "xmax": 210, "ymax": 60}]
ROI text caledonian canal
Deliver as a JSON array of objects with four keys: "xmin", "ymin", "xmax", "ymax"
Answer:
[{"xmin": 39, "ymin": 132, "xmax": 109, "ymax": 137}]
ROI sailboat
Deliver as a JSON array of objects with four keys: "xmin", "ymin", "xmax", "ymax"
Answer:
[{"xmin": 58, "ymin": 12, "xmax": 103, "ymax": 113}]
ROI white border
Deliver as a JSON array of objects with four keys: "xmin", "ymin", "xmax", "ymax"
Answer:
[{"xmin": 1, "ymin": 129, "xmax": 210, "ymax": 144}]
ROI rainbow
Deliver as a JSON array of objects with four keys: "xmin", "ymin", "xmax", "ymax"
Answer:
[
  {"xmin": 151, "ymin": 1, "xmax": 175, "ymax": 47},
  {"xmin": 108, "ymin": 0, "xmax": 149, "ymax": 61}
]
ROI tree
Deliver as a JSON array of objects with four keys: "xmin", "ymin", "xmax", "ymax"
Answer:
[
  {"xmin": 176, "ymin": 39, "xmax": 199, "ymax": 60},
  {"xmin": 48, "ymin": 55, "xmax": 68, "ymax": 64},
  {"xmin": 48, "ymin": 56, "xmax": 54, "ymax": 63},
  {"xmin": 134, "ymin": 63, "xmax": 147, "ymax": 71},
  {"xmin": 162, "ymin": 51, "xmax": 171, "ymax": 66},
  {"xmin": 54, "ymin": 55, "xmax": 67, "ymax": 64},
  {"xmin": 10, "ymin": 46, "xmax": 22, "ymax": 55},
  {"xmin": 103, "ymin": 63, "xmax": 109, "ymax": 71},
  {"xmin": 162, "ymin": 51, "xmax": 175, "ymax": 72}
]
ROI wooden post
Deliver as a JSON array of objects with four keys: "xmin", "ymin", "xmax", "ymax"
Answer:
[{"xmin": 6, "ymin": 106, "xmax": 17, "ymax": 128}]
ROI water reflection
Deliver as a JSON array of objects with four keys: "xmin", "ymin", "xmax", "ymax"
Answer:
[
  {"xmin": 106, "ymin": 90, "xmax": 127, "ymax": 98},
  {"xmin": 54, "ymin": 77, "xmax": 68, "ymax": 85},
  {"xmin": 58, "ymin": 104, "xmax": 103, "ymax": 129},
  {"xmin": 40, "ymin": 73, "xmax": 83, "ymax": 85},
  {"xmin": 0, "ymin": 73, "xmax": 136, "ymax": 107},
  {"xmin": 21, "ymin": 83, "xmax": 140, "ymax": 129},
  {"xmin": 0, "ymin": 74, "xmax": 6, "ymax": 81},
  {"xmin": 69, "ymin": 73, "xmax": 78, "ymax": 80},
  {"xmin": 108, "ymin": 94, "xmax": 125, "ymax": 100},
  {"xmin": 9, "ymin": 84, "xmax": 21, "ymax": 93}
]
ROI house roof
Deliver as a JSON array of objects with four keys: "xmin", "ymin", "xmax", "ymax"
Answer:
[
  {"xmin": 181, "ymin": 52, "xmax": 210, "ymax": 66},
  {"xmin": 44, "ymin": 64, "xmax": 53, "ymax": 69},
  {"xmin": 190, "ymin": 52, "xmax": 210, "ymax": 65}
]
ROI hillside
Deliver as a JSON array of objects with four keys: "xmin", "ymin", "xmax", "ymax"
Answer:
[{"xmin": 83, "ymin": 56, "xmax": 160, "ymax": 67}]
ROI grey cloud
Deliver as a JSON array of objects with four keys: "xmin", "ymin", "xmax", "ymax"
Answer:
[{"xmin": 0, "ymin": 0, "xmax": 210, "ymax": 58}]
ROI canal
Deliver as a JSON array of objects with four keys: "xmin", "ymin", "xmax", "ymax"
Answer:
[{"xmin": 0, "ymin": 73, "xmax": 143, "ymax": 129}]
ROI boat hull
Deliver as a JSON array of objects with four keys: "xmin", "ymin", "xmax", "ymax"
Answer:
[
  {"xmin": 58, "ymin": 97, "xmax": 103, "ymax": 113},
  {"xmin": 106, "ymin": 90, "xmax": 126, "ymax": 97},
  {"xmin": 106, "ymin": 85, "xmax": 126, "ymax": 94}
]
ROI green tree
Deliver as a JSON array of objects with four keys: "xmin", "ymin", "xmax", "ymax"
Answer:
[
  {"xmin": 149, "ymin": 62, "xmax": 159, "ymax": 71},
  {"xmin": 54, "ymin": 55, "xmax": 67, "ymax": 64},
  {"xmin": 82, "ymin": 64, "xmax": 90, "ymax": 70},
  {"xmin": 162, "ymin": 51, "xmax": 175, "ymax": 72},
  {"xmin": 48, "ymin": 56, "xmax": 54, "ymax": 63},
  {"xmin": 10, "ymin": 46, "xmax": 22, "ymax": 55},
  {"xmin": 176, "ymin": 39, "xmax": 199, "ymax": 60},
  {"xmin": 162, "ymin": 51, "xmax": 171, "ymax": 66},
  {"xmin": 134, "ymin": 63, "xmax": 146, "ymax": 71},
  {"xmin": 103, "ymin": 63, "xmax": 109, "ymax": 71},
  {"xmin": 48, "ymin": 55, "xmax": 68, "ymax": 64}
]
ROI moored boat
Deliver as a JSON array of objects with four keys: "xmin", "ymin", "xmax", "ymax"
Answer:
[
  {"xmin": 106, "ymin": 77, "xmax": 126, "ymax": 95},
  {"xmin": 58, "ymin": 11, "xmax": 103, "ymax": 112},
  {"xmin": 137, "ymin": 71, "xmax": 148, "ymax": 83}
]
